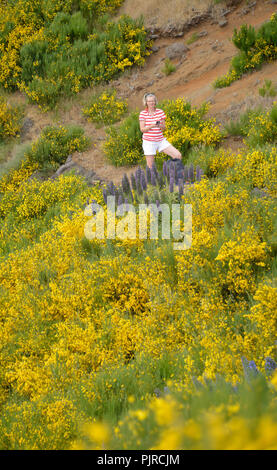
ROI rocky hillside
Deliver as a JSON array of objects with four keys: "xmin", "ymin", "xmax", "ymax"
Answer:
[{"xmin": 6, "ymin": 0, "xmax": 277, "ymax": 184}]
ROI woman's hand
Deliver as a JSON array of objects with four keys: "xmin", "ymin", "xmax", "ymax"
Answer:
[
  {"xmin": 140, "ymin": 121, "xmax": 158, "ymax": 133},
  {"xmin": 158, "ymin": 119, "xmax": 166, "ymax": 131}
]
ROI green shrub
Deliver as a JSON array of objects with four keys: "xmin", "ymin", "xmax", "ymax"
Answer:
[
  {"xmin": 47, "ymin": 11, "xmax": 89, "ymax": 43},
  {"xmin": 19, "ymin": 14, "xmax": 151, "ymax": 110},
  {"xmin": 0, "ymin": 96, "xmax": 24, "ymax": 142},
  {"xmin": 259, "ymin": 79, "xmax": 277, "ymax": 98},
  {"xmin": 25, "ymin": 125, "xmax": 91, "ymax": 168},
  {"xmin": 82, "ymin": 90, "xmax": 128, "ymax": 126},
  {"xmin": 103, "ymin": 111, "xmax": 142, "ymax": 166},
  {"xmin": 162, "ymin": 58, "xmax": 176, "ymax": 76},
  {"xmin": 232, "ymin": 24, "xmax": 256, "ymax": 56},
  {"xmin": 214, "ymin": 13, "xmax": 277, "ymax": 88},
  {"xmin": 224, "ymin": 108, "xmax": 263, "ymax": 137}
]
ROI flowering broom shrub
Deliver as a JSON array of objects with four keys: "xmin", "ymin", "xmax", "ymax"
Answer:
[
  {"xmin": 82, "ymin": 89, "xmax": 128, "ymax": 125},
  {"xmin": 0, "ymin": 160, "xmax": 276, "ymax": 448},
  {"xmin": 214, "ymin": 13, "xmax": 277, "ymax": 88},
  {"xmin": 24, "ymin": 124, "xmax": 91, "ymax": 168},
  {"xmin": 0, "ymin": 2, "xmax": 151, "ymax": 109},
  {"xmin": 0, "ymin": 96, "xmax": 24, "ymax": 141}
]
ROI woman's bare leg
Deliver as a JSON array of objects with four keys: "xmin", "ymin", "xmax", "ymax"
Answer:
[
  {"xmin": 162, "ymin": 145, "xmax": 182, "ymax": 160},
  {"xmin": 145, "ymin": 155, "xmax": 155, "ymax": 169}
]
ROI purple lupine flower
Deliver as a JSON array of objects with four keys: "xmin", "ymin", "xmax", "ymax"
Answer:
[
  {"xmin": 109, "ymin": 181, "xmax": 116, "ymax": 196},
  {"xmin": 140, "ymin": 170, "xmax": 147, "ymax": 191},
  {"xmin": 117, "ymin": 194, "xmax": 124, "ymax": 216},
  {"xmin": 107, "ymin": 182, "xmax": 112, "ymax": 195},
  {"xmin": 163, "ymin": 161, "xmax": 168, "ymax": 177},
  {"xmin": 102, "ymin": 188, "xmax": 107, "ymax": 204},
  {"xmin": 265, "ymin": 357, "xmax": 277, "ymax": 374},
  {"xmin": 174, "ymin": 166, "xmax": 179, "ymax": 185},
  {"xmin": 188, "ymin": 164, "xmax": 194, "ymax": 182},
  {"xmin": 169, "ymin": 161, "xmax": 175, "ymax": 181},
  {"xmin": 150, "ymin": 169, "xmax": 157, "ymax": 186},
  {"xmin": 135, "ymin": 170, "xmax": 140, "ymax": 190},
  {"xmin": 196, "ymin": 165, "xmax": 201, "ymax": 182},
  {"xmin": 169, "ymin": 160, "xmax": 175, "ymax": 172},
  {"xmin": 241, "ymin": 356, "xmax": 260, "ymax": 381},
  {"xmin": 156, "ymin": 199, "xmax": 161, "ymax": 212},
  {"xmin": 177, "ymin": 169, "xmax": 184, "ymax": 180},
  {"xmin": 124, "ymin": 198, "xmax": 129, "ymax": 211},
  {"xmin": 114, "ymin": 188, "xmax": 119, "ymax": 205},
  {"xmin": 146, "ymin": 166, "xmax": 151, "ymax": 184},
  {"xmin": 131, "ymin": 174, "xmax": 137, "ymax": 191},
  {"xmin": 157, "ymin": 171, "xmax": 164, "ymax": 189},
  {"xmin": 183, "ymin": 165, "xmax": 189, "ymax": 183},
  {"xmin": 152, "ymin": 162, "xmax": 158, "ymax": 178},
  {"xmin": 169, "ymin": 176, "xmax": 174, "ymax": 193},
  {"xmin": 178, "ymin": 178, "xmax": 184, "ymax": 198},
  {"xmin": 122, "ymin": 174, "xmax": 131, "ymax": 194},
  {"xmin": 117, "ymin": 194, "xmax": 123, "ymax": 207}
]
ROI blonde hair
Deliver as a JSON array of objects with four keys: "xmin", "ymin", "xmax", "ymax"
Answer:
[{"xmin": 143, "ymin": 92, "xmax": 158, "ymax": 107}]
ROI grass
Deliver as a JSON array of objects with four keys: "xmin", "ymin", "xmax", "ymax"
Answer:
[
  {"xmin": 186, "ymin": 32, "xmax": 199, "ymax": 45},
  {"xmin": 162, "ymin": 58, "xmax": 176, "ymax": 76}
]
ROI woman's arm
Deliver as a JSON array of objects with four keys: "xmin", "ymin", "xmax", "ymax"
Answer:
[{"xmin": 139, "ymin": 119, "xmax": 157, "ymax": 133}]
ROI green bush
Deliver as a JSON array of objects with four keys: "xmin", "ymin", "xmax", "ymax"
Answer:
[
  {"xmin": 103, "ymin": 111, "xmax": 143, "ymax": 166},
  {"xmin": 214, "ymin": 13, "xmax": 277, "ymax": 88},
  {"xmin": 20, "ymin": 40, "xmax": 50, "ymax": 84},
  {"xmin": 259, "ymin": 79, "xmax": 277, "ymax": 98},
  {"xmin": 0, "ymin": 96, "xmax": 24, "ymax": 142},
  {"xmin": 82, "ymin": 90, "xmax": 128, "ymax": 126},
  {"xmin": 232, "ymin": 24, "xmax": 256, "ymax": 56},
  {"xmin": 25, "ymin": 125, "xmax": 91, "ymax": 168},
  {"xmin": 162, "ymin": 58, "xmax": 176, "ymax": 76},
  {"xmin": 47, "ymin": 11, "xmax": 89, "ymax": 44},
  {"xmin": 19, "ymin": 14, "xmax": 151, "ymax": 110}
]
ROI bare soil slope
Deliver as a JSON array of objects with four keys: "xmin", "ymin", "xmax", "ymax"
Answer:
[{"xmin": 7, "ymin": 0, "xmax": 277, "ymax": 184}]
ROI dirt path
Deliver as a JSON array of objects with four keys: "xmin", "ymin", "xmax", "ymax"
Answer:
[{"xmin": 8, "ymin": 0, "xmax": 277, "ymax": 184}]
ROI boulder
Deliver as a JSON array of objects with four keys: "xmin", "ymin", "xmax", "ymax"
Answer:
[
  {"xmin": 165, "ymin": 43, "xmax": 189, "ymax": 60},
  {"xmin": 50, "ymin": 155, "xmax": 102, "ymax": 186}
]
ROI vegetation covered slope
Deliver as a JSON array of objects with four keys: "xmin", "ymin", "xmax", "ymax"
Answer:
[{"xmin": 0, "ymin": 0, "xmax": 277, "ymax": 450}]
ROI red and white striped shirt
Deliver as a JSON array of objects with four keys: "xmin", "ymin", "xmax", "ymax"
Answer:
[{"xmin": 139, "ymin": 108, "xmax": 166, "ymax": 142}]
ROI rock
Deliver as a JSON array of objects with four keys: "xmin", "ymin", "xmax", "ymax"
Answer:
[
  {"xmin": 151, "ymin": 45, "xmax": 160, "ymax": 53},
  {"xmin": 198, "ymin": 30, "xmax": 208, "ymax": 37},
  {"xmin": 165, "ymin": 43, "xmax": 189, "ymax": 60},
  {"xmin": 220, "ymin": 9, "xmax": 231, "ymax": 16},
  {"xmin": 20, "ymin": 117, "xmax": 34, "ymax": 138},
  {"xmin": 145, "ymin": 10, "xmax": 212, "ymax": 39},
  {"xmin": 50, "ymin": 158, "xmax": 101, "ymax": 186},
  {"xmin": 218, "ymin": 19, "xmax": 228, "ymax": 27}
]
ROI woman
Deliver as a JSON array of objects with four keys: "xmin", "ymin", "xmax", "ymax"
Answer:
[{"xmin": 139, "ymin": 92, "xmax": 182, "ymax": 169}]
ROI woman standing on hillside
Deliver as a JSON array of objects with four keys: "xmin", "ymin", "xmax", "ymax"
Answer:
[{"xmin": 139, "ymin": 92, "xmax": 182, "ymax": 169}]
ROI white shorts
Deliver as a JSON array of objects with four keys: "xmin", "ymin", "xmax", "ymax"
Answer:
[{"xmin": 142, "ymin": 138, "xmax": 171, "ymax": 156}]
